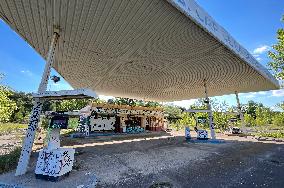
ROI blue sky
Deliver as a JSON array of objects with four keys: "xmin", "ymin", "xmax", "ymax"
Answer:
[{"xmin": 0, "ymin": 0, "xmax": 283, "ymax": 110}]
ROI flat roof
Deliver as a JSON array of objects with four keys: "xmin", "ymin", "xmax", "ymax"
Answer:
[
  {"xmin": 0, "ymin": 0, "xmax": 279, "ymax": 101},
  {"xmin": 32, "ymin": 89, "xmax": 97, "ymax": 100}
]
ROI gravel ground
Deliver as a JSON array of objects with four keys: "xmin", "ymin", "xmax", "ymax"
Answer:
[
  {"xmin": 0, "ymin": 132, "xmax": 283, "ymax": 188},
  {"xmin": 0, "ymin": 133, "xmax": 23, "ymax": 155}
]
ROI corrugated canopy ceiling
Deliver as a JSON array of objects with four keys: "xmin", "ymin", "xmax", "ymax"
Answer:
[{"xmin": 0, "ymin": 0, "xmax": 279, "ymax": 101}]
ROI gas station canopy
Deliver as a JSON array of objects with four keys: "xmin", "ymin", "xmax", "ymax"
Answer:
[
  {"xmin": 0, "ymin": 0, "xmax": 279, "ymax": 101},
  {"xmin": 32, "ymin": 89, "xmax": 98, "ymax": 100}
]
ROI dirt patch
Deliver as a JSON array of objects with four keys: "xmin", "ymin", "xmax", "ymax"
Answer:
[
  {"xmin": 0, "ymin": 133, "xmax": 24, "ymax": 155},
  {"xmin": 0, "ymin": 131, "xmax": 283, "ymax": 188}
]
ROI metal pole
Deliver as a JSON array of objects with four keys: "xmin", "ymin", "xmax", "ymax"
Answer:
[
  {"xmin": 15, "ymin": 32, "xmax": 59, "ymax": 176},
  {"xmin": 235, "ymin": 91, "xmax": 245, "ymax": 132},
  {"xmin": 204, "ymin": 80, "xmax": 216, "ymax": 139}
]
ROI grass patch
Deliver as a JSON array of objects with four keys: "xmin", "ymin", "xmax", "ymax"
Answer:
[
  {"xmin": 256, "ymin": 131, "xmax": 284, "ymax": 139},
  {"xmin": 0, "ymin": 123, "xmax": 27, "ymax": 135},
  {"xmin": 0, "ymin": 147, "xmax": 21, "ymax": 174}
]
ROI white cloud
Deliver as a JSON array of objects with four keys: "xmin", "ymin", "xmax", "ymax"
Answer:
[
  {"xmin": 49, "ymin": 82, "xmax": 72, "ymax": 91},
  {"xmin": 258, "ymin": 91, "xmax": 268, "ymax": 95},
  {"xmin": 243, "ymin": 91, "xmax": 268, "ymax": 99},
  {"xmin": 256, "ymin": 57, "xmax": 262, "ymax": 61},
  {"xmin": 270, "ymin": 106, "xmax": 279, "ymax": 112},
  {"xmin": 99, "ymin": 95, "xmax": 114, "ymax": 101},
  {"xmin": 272, "ymin": 89, "xmax": 284, "ymax": 97},
  {"xmin": 244, "ymin": 94, "xmax": 256, "ymax": 99},
  {"xmin": 253, "ymin": 54, "xmax": 262, "ymax": 61},
  {"xmin": 172, "ymin": 99, "xmax": 197, "ymax": 109},
  {"xmin": 20, "ymin": 70, "xmax": 33, "ymax": 77},
  {"xmin": 253, "ymin": 45, "xmax": 270, "ymax": 55}
]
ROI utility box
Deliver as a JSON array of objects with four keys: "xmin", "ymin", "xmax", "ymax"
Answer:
[
  {"xmin": 35, "ymin": 114, "xmax": 75, "ymax": 181},
  {"xmin": 35, "ymin": 148, "xmax": 75, "ymax": 181},
  {"xmin": 197, "ymin": 130, "xmax": 208, "ymax": 140},
  {"xmin": 185, "ymin": 127, "xmax": 191, "ymax": 140}
]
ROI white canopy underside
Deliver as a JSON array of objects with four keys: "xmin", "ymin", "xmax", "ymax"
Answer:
[{"xmin": 0, "ymin": 0, "xmax": 279, "ymax": 101}]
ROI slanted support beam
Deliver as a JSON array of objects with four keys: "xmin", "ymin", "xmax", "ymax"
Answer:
[
  {"xmin": 15, "ymin": 31, "xmax": 59, "ymax": 176},
  {"xmin": 204, "ymin": 80, "xmax": 216, "ymax": 139},
  {"xmin": 235, "ymin": 91, "xmax": 245, "ymax": 131}
]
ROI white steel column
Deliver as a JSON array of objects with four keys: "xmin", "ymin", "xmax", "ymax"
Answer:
[
  {"xmin": 235, "ymin": 91, "xmax": 245, "ymax": 132},
  {"xmin": 15, "ymin": 32, "xmax": 59, "ymax": 176},
  {"xmin": 204, "ymin": 81, "xmax": 216, "ymax": 139}
]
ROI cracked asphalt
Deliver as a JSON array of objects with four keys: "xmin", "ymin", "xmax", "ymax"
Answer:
[{"xmin": 0, "ymin": 133, "xmax": 283, "ymax": 188}]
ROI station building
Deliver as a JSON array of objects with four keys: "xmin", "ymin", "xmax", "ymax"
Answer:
[{"xmin": 79, "ymin": 103, "xmax": 165, "ymax": 133}]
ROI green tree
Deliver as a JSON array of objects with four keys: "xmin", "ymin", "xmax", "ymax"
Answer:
[
  {"xmin": 277, "ymin": 102, "xmax": 284, "ymax": 111},
  {"xmin": 42, "ymin": 100, "xmax": 56, "ymax": 112},
  {"xmin": 9, "ymin": 92, "xmax": 33, "ymax": 123},
  {"xmin": 211, "ymin": 100, "xmax": 230, "ymax": 130},
  {"xmin": 268, "ymin": 15, "xmax": 284, "ymax": 80},
  {"xmin": 0, "ymin": 86, "xmax": 17, "ymax": 122},
  {"xmin": 55, "ymin": 99, "xmax": 90, "ymax": 111},
  {"xmin": 244, "ymin": 113, "xmax": 256, "ymax": 127},
  {"xmin": 273, "ymin": 112, "xmax": 284, "ymax": 126},
  {"xmin": 164, "ymin": 105, "xmax": 182, "ymax": 124},
  {"xmin": 191, "ymin": 98, "xmax": 207, "ymax": 110},
  {"xmin": 255, "ymin": 106, "xmax": 272, "ymax": 126},
  {"xmin": 243, "ymin": 100, "xmax": 263, "ymax": 119},
  {"xmin": 178, "ymin": 112, "xmax": 195, "ymax": 127}
]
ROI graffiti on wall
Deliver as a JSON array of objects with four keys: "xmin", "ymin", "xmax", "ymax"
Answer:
[
  {"xmin": 90, "ymin": 116, "xmax": 116, "ymax": 131},
  {"xmin": 16, "ymin": 99, "xmax": 43, "ymax": 174},
  {"xmin": 197, "ymin": 130, "xmax": 208, "ymax": 139},
  {"xmin": 91, "ymin": 107, "xmax": 163, "ymax": 117},
  {"xmin": 77, "ymin": 106, "xmax": 164, "ymax": 132},
  {"xmin": 35, "ymin": 149, "xmax": 75, "ymax": 177}
]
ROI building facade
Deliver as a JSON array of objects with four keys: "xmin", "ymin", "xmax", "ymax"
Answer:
[{"xmin": 79, "ymin": 103, "xmax": 165, "ymax": 133}]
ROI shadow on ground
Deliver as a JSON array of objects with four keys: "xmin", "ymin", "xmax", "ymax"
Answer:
[{"xmin": 0, "ymin": 132, "xmax": 283, "ymax": 188}]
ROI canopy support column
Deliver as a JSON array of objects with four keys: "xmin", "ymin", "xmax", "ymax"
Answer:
[
  {"xmin": 204, "ymin": 80, "xmax": 216, "ymax": 139},
  {"xmin": 235, "ymin": 91, "xmax": 245, "ymax": 132},
  {"xmin": 15, "ymin": 31, "xmax": 59, "ymax": 176}
]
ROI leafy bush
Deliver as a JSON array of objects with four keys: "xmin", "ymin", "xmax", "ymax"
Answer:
[
  {"xmin": 244, "ymin": 114, "xmax": 256, "ymax": 127},
  {"xmin": 273, "ymin": 113, "xmax": 284, "ymax": 127},
  {"xmin": 257, "ymin": 131, "xmax": 284, "ymax": 138},
  {"xmin": 169, "ymin": 123, "xmax": 183, "ymax": 131},
  {"xmin": 68, "ymin": 118, "xmax": 79, "ymax": 130},
  {"xmin": 40, "ymin": 116, "xmax": 50, "ymax": 129},
  {"xmin": 0, "ymin": 147, "xmax": 21, "ymax": 174},
  {"xmin": 0, "ymin": 86, "xmax": 17, "ymax": 122},
  {"xmin": 178, "ymin": 112, "xmax": 195, "ymax": 127}
]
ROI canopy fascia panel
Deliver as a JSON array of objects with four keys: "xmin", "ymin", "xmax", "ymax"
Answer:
[
  {"xmin": 0, "ymin": 0, "xmax": 279, "ymax": 102},
  {"xmin": 168, "ymin": 0, "xmax": 278, "ymax": 87},
  {"xmin": 32, "ymin": 89, "xmax": 97, "ymax": 100}
]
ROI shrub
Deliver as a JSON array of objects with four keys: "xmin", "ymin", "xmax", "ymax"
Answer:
[
  {"xmin": 68, "ymin": 118, "xmax": 79, "ymax": 130},
  {"xmin": 0, "ymin": 147, "xmax": 21, "ymax": 174},
  {"xmin": 244, "ymin": 114, "xmax": 256, "ymax": 127},
  {"xmin": 273, "ymin": 113, "xmax": 284, "ymax": 127},
  {"xmin": 257, "ymin": 131, "xmax": 284, "ymax": 138}
]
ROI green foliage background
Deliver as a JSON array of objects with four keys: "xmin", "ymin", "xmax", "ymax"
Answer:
[
  {"xmin": 268, "ymin": 15, "xmax": 284, "ymax": 80},
  {"xmin": 0, "ymin": 86, "xmax": 17, "ymax": 122}
]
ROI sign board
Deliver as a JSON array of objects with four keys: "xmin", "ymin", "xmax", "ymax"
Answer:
[
  {"xmin": 49, "ymin": 115, "xmax": 69, "ymax": 129},
  {"xmin": 230, "ymin": 118, "xmax": 238, "ymax": 123},
  {"xmin": 197, "ymin": 117, "xmax": 207, "ymax": 124}
]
